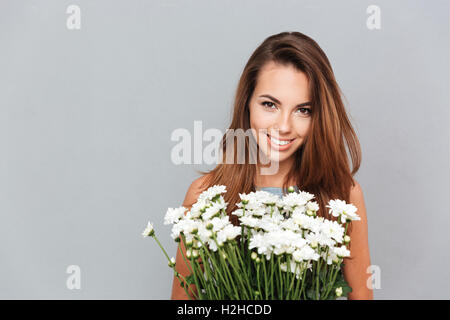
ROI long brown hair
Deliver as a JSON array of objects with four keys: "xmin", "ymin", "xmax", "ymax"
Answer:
[{"xmin": 196, "ymin": 31, "xmax": 361, "ymax": 226}]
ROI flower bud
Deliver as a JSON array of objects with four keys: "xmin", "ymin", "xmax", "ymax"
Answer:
[
  {"xmin": 192, "ymin": 249, "xmax": 199, "ymax": 258},
  {"xmin": 336, "ymin": 287, "xmax": 343, "ymax": 297},
  {"xmin": 251, "ymin": 252, "xmax": 258, "ymax": 260},
  {"xmin": 344, "ymin": 235, "xmax": 351, "ymax": 244},
  {"xmin": 142, "ymin": 222, "xmax": 155, "ymax": 237},
  {"xmin": 186, "ymin": 239, "xmax": 193, "ymax": 248},
  {"xmin": 310, "ymin": 241, "xmax": 318, "ymax": 249},
  {"xmin": 255, "ymin": 257, "xmax": 261, "ymax": 263},
  {"xmin": 174, "ymin": 237, "xmax": 181, "ymax": 243},
  {"xmin": 332, "ymin": 256, "xmax": 340, "ymax": 264},
  {"xmin": 206, "ymin": 223, "xmax": 214, "ymax": 230},
  {"xmin": 242, "ymin": 199, "xmax": 249, "ymax": 205},
  {"xmin": 186, "ymin": 249, "xmax": 192, "ymax": 259},
  {"xmin": 221, "ymin": 252, "xmax": 227, "ymax": 260},
  {"xmin": 288, "ymin": 186, "xmax": 295, "ymax": 193},
  {"xmin": 168, "ymin": 257, "xmax": 176, "ymax": 268}
]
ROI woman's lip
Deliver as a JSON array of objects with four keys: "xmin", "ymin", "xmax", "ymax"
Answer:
[
  {"xmin": 267, "ymin": 134, "xmax": 295, "ymax": 141},
  {"xmin": 266, "ymin": 134, "xmax": 296, "ymax": 151}
]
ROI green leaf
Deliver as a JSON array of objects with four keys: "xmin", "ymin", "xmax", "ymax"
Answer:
[{"xmin": 185, "ymin": 274, "xmax": 194, "ymax": 285}]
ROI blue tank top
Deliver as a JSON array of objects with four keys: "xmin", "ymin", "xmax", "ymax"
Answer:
[{"xmin": 254, "ymin": 186, "xmax": 299, "ymax": 198}]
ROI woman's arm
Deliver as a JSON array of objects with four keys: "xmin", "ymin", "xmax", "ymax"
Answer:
[
  {"xmin": 342, "ymin": 179, "xmax": 374, "ymax": 300},
  {"xmin": 170, "ymin": 175, "xmax": 207, "ymax": 300}
]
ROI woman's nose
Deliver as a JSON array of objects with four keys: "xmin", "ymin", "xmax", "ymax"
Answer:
[{"xmin": 273, "ymin": 112, "xmax": 291, "ymax": 134}]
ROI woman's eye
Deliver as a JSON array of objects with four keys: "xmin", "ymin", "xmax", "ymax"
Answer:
[
  {"xmin": 295, "ymin": 107, "xmax": 311, "ymax": 116},
  {"xmin": 261, "ymin": 101, "xmax": 277, "ymax": 109}
]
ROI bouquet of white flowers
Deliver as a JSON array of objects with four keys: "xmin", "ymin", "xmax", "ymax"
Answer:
[{"xmin": 142, "ymin": 185, "xmax": 360, "ymax": 300}]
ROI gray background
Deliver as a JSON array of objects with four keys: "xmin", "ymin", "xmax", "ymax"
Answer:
[{"xmin": 0, "ymin": 0, "xmax": 449, "ymax": 299}]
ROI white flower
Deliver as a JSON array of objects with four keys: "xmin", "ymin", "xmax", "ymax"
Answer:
[
  {"xmin": 249, "ymin": 232, "xmax": 271, "ymax": 256},
  {"xmin": 198, "ymin": 225, "xmax": 213, "ymax": 242},
  {"xmin": 306, "ymin": 201, "xmax": 319, "ymax": 212},
  {"xmin": 164, "ymin": 206, "xmax": 187, "ymax": 225},
  {"xmin": 222, "ymin": 224, "xmax": 241, "ymax": 241},
  {"xmin": 202, "ymin": 201, "xmax": 226, "ymax": 220},
  {"xmin": 142, "ymin": 221, "xmax": 154, "ymax": 237},
  {"xmin": 320, "ymin": 220, "xmax": 345, "ymax": 244},
  {"xmin": 292, "ymin": 212, "xmax": 320, "ymax": 233},
  {"xmin": 326, "ymin": 199, "xmax": 360, "ymax": 222},
  {"xmin": 336, "ymin": 287, "xmax": 343, "ymax": 297},
  {"xmin": 237, "ymin": 191, "xmax": 279, "ymax": 210},
  {"xmin": 170, "ymin": 223, "xmax": 182, "ymax": 240},
  {"xmin": 176, "ymin": 218, "xmax": 199, "ymax": 235},
  {"xmin": 190, "ymin": 199, "xmax": 209, "ymax": 218},
  {"xmin": 323, "ymin": 249, "xmax": 338, "ymax": 265},
  {"xmin": 231, "ymin": 208, "xmax": 244, "ymax": 217},
  {"xmin": 240, "ymin": 216, "xmax": 261, "ymax": 229},
  {"xmin": 259, "ymin": 218, "xmax": 281, "ymax": 232},
  {"xmin": 282, "ymin": 194, "xmax": 307, "ymax": 212},
  {"xmin": 198, "ymin": 185, "xmax": 227, "ymax": 202},
  {"xmin": 292, "ymin": 245, "xmax": 320, "ymax": 262},
  {"xmin": 210, "ymin": 216, "xmax": 230, "ymax": 232},
  {"xmin": 306, "ymin": 231, "xmax": 334, "ymax": 247},
  {"xmin": 334, "ymin": 245, "xmax": 351, "ymax": 258},
  {"xmin": 279, "ymin": 219, "xmax": 300, "ymax": 232}
]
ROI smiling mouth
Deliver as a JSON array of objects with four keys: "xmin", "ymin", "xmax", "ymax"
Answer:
[{"xmin": 266, "ymin": 134, "xmax": 296, "ymax": 147}]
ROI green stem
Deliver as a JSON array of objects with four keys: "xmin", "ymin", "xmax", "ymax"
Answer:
[
  {"xmin": 173, "ymin": 272, "xmax": 196, "ymax": 300},
  {"xmin": 195, "ymin": 236, "xmax": 234, "ymax": 297},
  {"xmin": 323, "ymin": 261, "xmax": 343, "ymax": 299},
  {"xmin": 262, "ymin": 256, "xmax": 269, "ymax": 299},
  {"xmin": 228, "ymin": 243, "xmax": 253, "ymax": 299},
  {"xmin": 256, "ymin": 262, "xmax": 262, "ymax": 300},
  {"xmin": 279, "ymin": 256, "xmax": 283, "ymax": 299},
  {"xmin": 211, "ymin": 235, "xmax": 240, "ymax": 299},
  {"xmin": 286, "ymin": 261, "xmax": 298, "ymax": 299},
  {"xmin": 270, "ymin": 253, "xmax": 275, "ymax": 299},
  {"xmin": 197, "ymin": 248, "xmax": 219, "ymax": 299},
  {"xmin": 189, "ymin": 255, "xmax": 205, "ymax": 299},
  {"xmin": 152, "ymin": 234, "xmax": 171, "ymax": 263}
]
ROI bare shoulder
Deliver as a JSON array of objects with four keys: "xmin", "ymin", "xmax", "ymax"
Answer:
[
  {"xmin": 349, "ymin": 178, "xmax": 367, "ymax": 219},
  {"xmin": 350, "ymin": 179, "xmax": 363, "ymax": 198},
  {"xmin": 182, "ymin": 174, "xmax": 211, "ymax": 208}
]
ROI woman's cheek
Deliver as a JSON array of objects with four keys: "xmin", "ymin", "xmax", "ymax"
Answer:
[{"xmin": 253, "ymin": 109, "xmax": 274, "ymax": 130}]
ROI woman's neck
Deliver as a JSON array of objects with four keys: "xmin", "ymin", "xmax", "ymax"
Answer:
[{"xmin": 254, "ymin": 156, "xmax": 296, "ymax": 188}]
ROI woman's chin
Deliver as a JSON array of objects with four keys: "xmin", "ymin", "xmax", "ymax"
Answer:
[{"xmin": 258, "ymin": 149, "xmax": 292, "ymax": 164}]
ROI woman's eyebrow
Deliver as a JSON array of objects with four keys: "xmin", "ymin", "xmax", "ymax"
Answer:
[{"xmin": 258, "ymin": 94, "xmax": 312, "ymax": 107}]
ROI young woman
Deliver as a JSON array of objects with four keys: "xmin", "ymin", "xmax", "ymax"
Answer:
[{"xmin": 171, "ymin": 31, "xmax": 373, "ymax": 300}]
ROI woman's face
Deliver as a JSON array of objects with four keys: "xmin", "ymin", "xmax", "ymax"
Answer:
[{"xmin": 249, "ymin": 61, "xmax": 312, "ymax": 165}]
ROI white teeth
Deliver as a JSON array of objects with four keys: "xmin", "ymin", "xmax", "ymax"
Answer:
[{"xmin": 270, "ymin": 136, "xmax": 292, "ymax": 146}]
